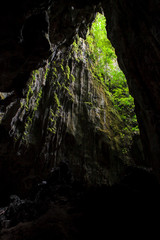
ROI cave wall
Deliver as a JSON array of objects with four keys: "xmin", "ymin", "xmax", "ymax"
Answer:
[
  {"xmin": 0, "ymin": 0, "xmax": 101, "ymax": 202},
  {"xmin": 101, "ymin": 0, "xmax": 160, "ymax": 180},
  {"xmin": 0, "ymin": 37, "xmax": 128, "ymax": 202},
  {"xmin": 0, "ymin": 0, "xmax": 99, "ymax": 93},
  {"xmin": 0, "ymin": 0, "xmax": 160, "ymax": 197}
]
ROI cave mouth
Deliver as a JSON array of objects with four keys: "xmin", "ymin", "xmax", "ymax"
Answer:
[
  {"xmin": 0, "ymin": 12, "xmax": 142, "ymax": 199},
  {"xmin": 85, "ymin": 12, "xmax": 140, "ymax": 145},
  {"xmin": 0, "ymin": 3, "xmax": 160, "ymax": 238}
]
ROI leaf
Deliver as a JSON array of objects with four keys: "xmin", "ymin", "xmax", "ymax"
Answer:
[{"xmin": 85, "ymin": 12, "xmax": 139, "ymax": 135}]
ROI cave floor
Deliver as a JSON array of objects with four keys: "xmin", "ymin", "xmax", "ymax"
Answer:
[{"xmin": 0, "ymin": 167, "xmax": 160, "ymax": 239}]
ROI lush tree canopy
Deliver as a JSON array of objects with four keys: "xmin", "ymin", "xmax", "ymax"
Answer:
[{"xmin": 86, "ymin": 13, "xmax": 139, "ymax": 135}]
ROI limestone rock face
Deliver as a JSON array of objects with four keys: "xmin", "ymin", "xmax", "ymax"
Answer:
[
  {"xmin": 0, "ymin": 2, "xmax": 51, "ymax": 93},
  {"xmin": 0, "ymin": 39, "xmax": 127, "ymax": 202},
  {"xmin": 0, "ymin": 1, "xmax": 98, "ymax": 93},
  {"xmin": 0, "ymin": 1, "xmax": 160, "ymax": 238},
  {"xmin": 0, "ymin": 0, "xmax": 160, "ymax": 195},
  {"xmin": 101, "ymin": 0, "xmax": 160, "ymax": 180}
]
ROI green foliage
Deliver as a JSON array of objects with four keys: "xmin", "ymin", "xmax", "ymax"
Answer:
[
  {"xmin": 72, "ymin": 40, "xmax": 79, "ymax": 54},
  {"xmin": 47, "ymin": 60, "xmax": 75, "ymax": 135},
  {"xmin": 0, "ymin": 92, "xmax": 4, "ymax": 100},
  {"xmin": 72, "ymin": 37, "xmax": 84, "ymax": 62},
  {"xmin": 22, "ymin": 70, "xmax": 43, "ymax": 143},
  {"xmin": 86, "ymin": 13, "xmax": 139, "ymax": 136},
  {"xmin": 54, "ymin": 93, "xmax": 61, "ymax": 109},
  {"xmin": 48, "ymin": 108, "xmax": 57, "ymax": 134},
  {"xmin": 86, "ymin": 14, "xmax": 115, "ymax": 76},
  {"xmin": 84, "ymin": 101, "xmax": 93, "ymax": 107},
  {"xmin": 65, "ymin": 65, "xmax": 71, "ymax": 80}
]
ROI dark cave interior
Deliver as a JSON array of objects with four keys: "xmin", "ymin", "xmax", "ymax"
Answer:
[{"xmin": 0, "ymin": 0, "xmax": 160, "ymax": 239}]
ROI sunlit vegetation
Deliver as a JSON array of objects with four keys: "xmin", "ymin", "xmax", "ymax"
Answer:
[{"xmin": 86, "ymin": 13, "xmax": 139, "ymax": 135}]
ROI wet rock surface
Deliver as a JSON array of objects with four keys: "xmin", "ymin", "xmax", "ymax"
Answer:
[
  {"xmin": 0, "ymin": 1, "xmax": 160, "ymax": 238},
  {"xmin": 0, "ymin": 38, "xmax": 129, "ymax": 201},
  {"xmin": 0, "ymin": 0, "xmax": 160, "ymax": 181},
  {"xmin": 0, "ymin": 0, "xmax": 160, "ymax": 184}
]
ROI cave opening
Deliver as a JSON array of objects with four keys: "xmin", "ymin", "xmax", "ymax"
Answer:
[
  {"xmin": 86, "ymin": 12, "xmax": 140, "ymax": 140},
  {"xmin": 0, "ymin": 2, "xmax": 160, "ymax": 238}
]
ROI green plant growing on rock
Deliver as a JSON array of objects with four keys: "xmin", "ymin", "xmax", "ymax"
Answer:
[
  {"xmin": 54, "ymin": 93, "xmax": 61, "ymax": 109},
  {"xmin": 48, "ymin": 108, "xmax": 57, "ymax": 134},
  {"xmin": 72, "ymin": 37, "xmax": 84, "ymax": 62},
  {"xmin": 47, "ymin": 59, "xmax": 75, "ymax": 135},
  {"xmin": 86, "ymin": 13, "xmax": 139, "ymax": 138},
  {"xmin": 21, "ymin": 70, "xmax": 44, "ymax": 143}
]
